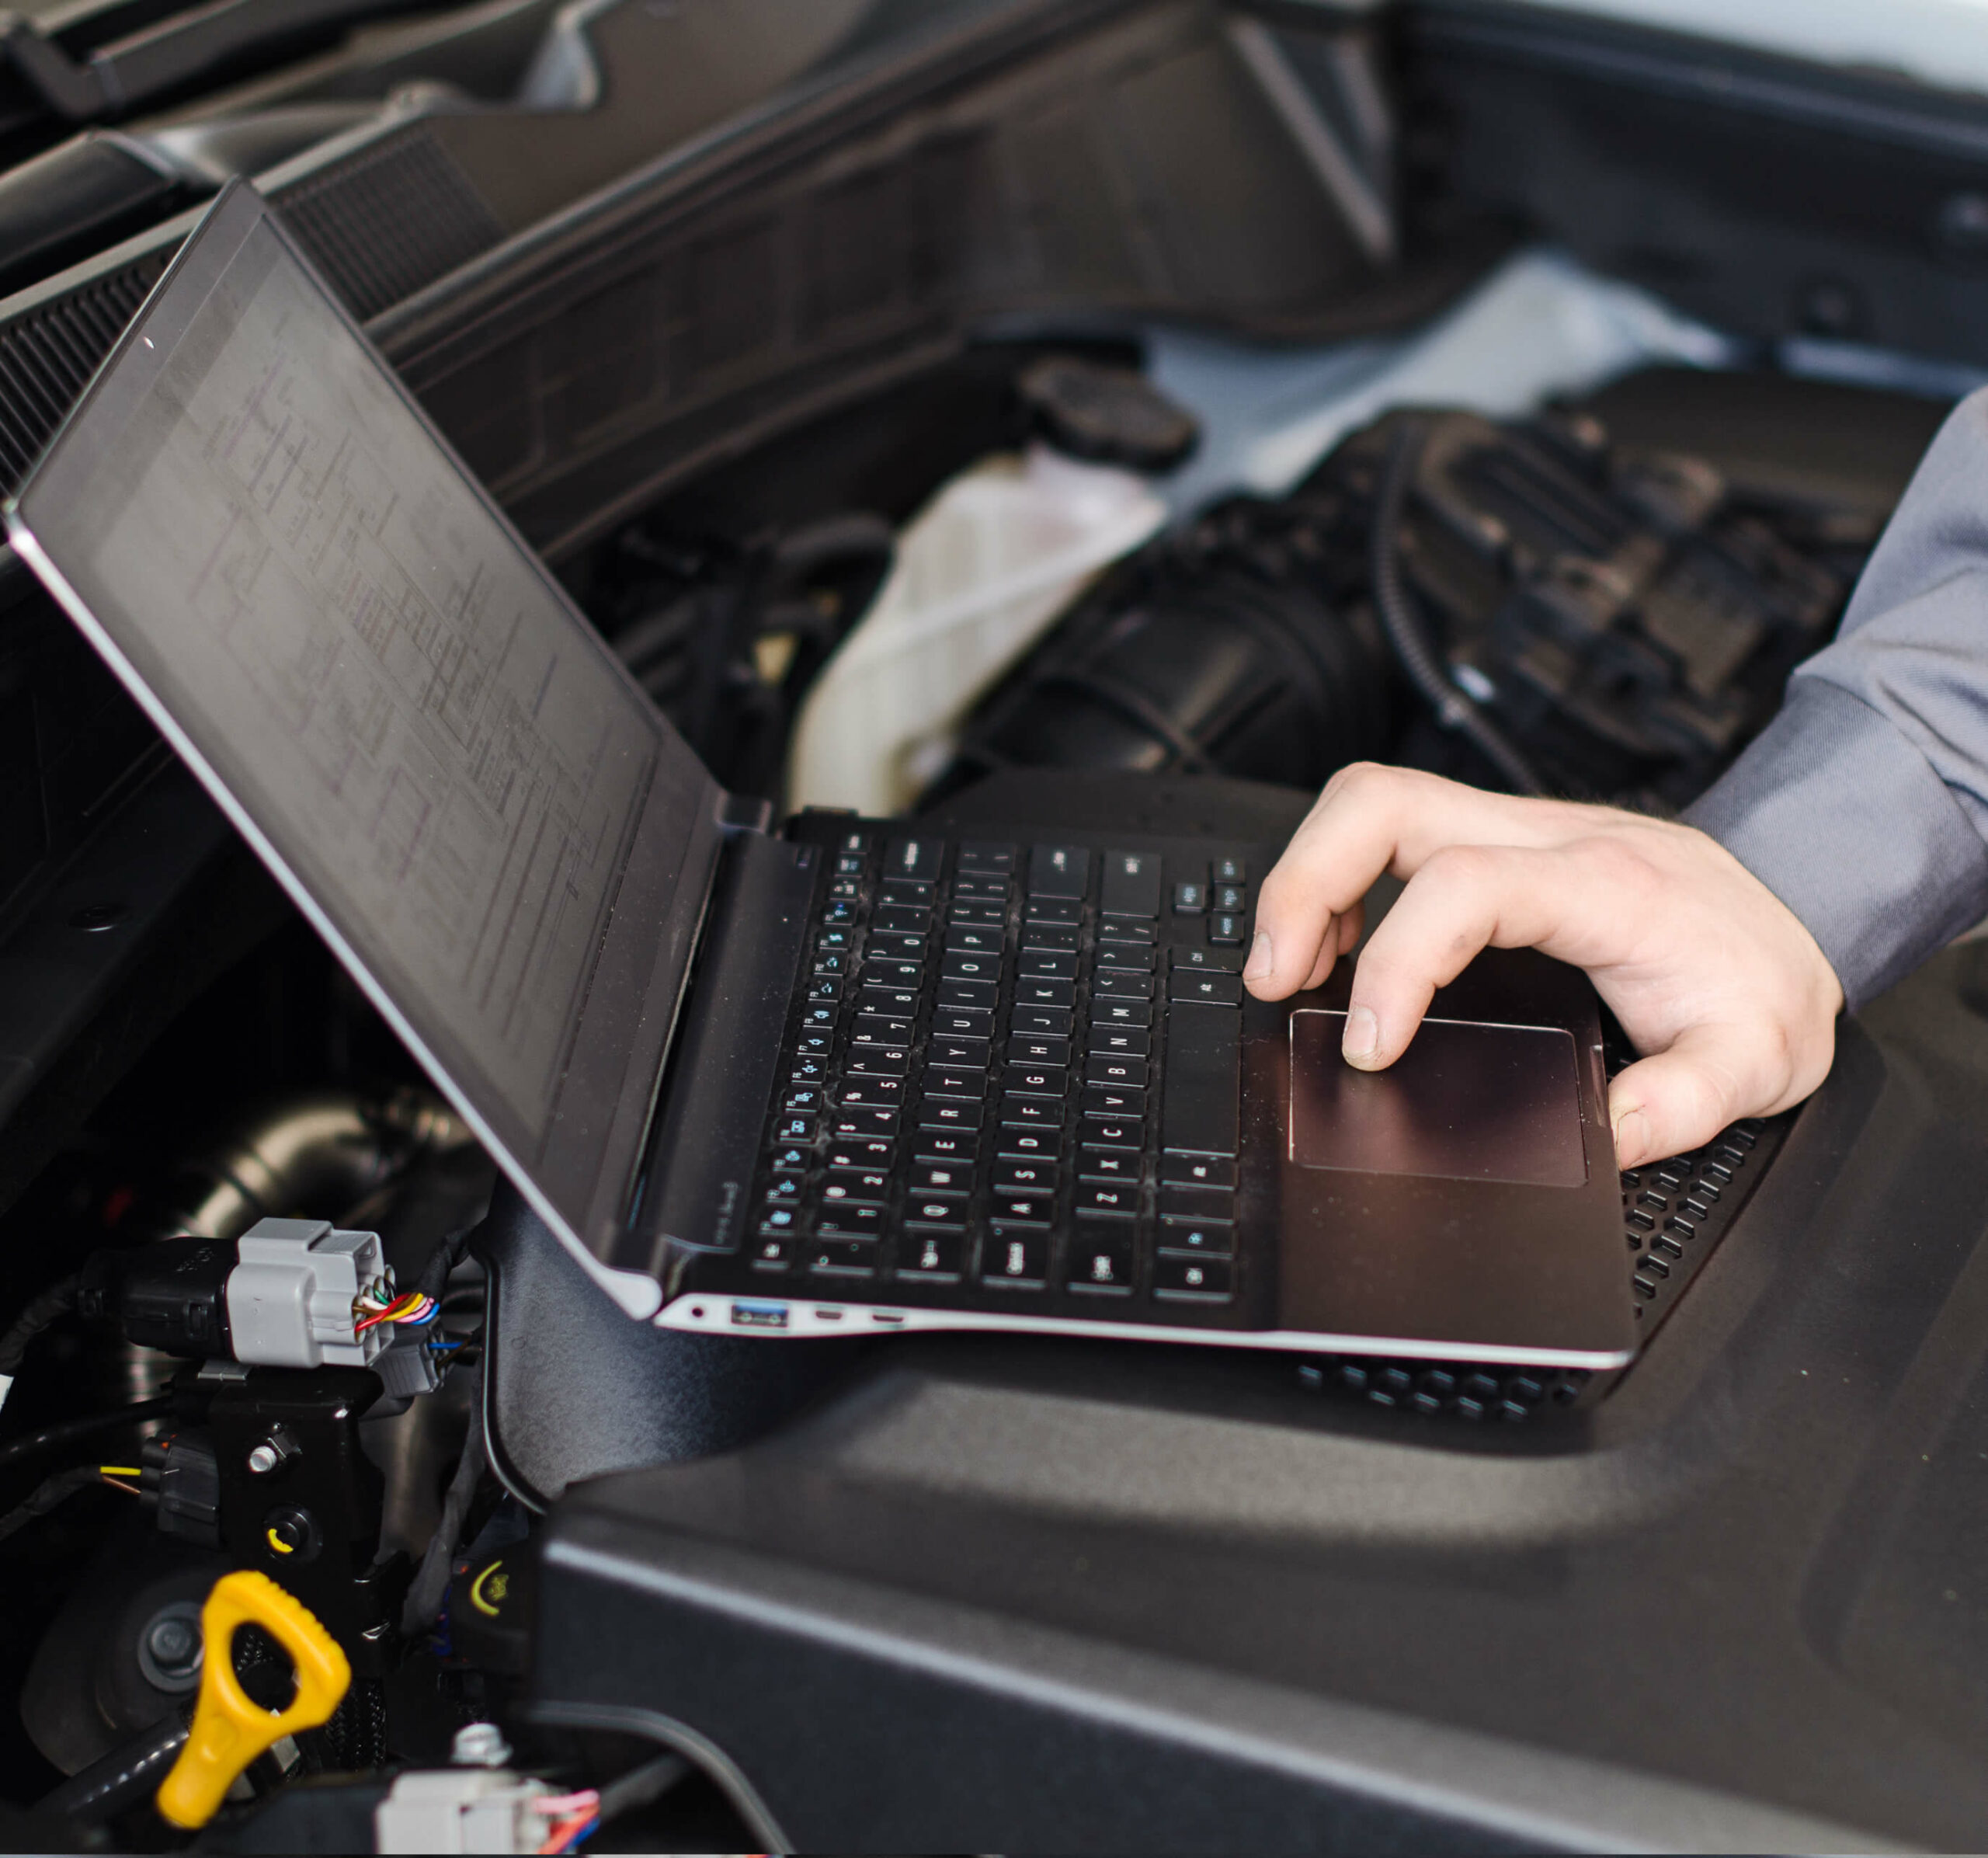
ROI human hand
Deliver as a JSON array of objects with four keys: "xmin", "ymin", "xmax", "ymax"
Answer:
[{"xmin": 1242, "ymin": 764, "xmax": 1844, "ymax": 1169}]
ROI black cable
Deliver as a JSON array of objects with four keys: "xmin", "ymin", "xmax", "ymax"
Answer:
[
  {"xmin": 596, "ymin": 1751, "xmax": 690, "ymax": 1825},
  {"xmin": 0, "ymin": 1395, "xmax": 173, "ymax": 1474},
  {"xmin": 0, "ymin": 1272, "xmax": 81, "ymax": 1386},
  {"xmin": 0, "ymin": 1464, "xmax": 113, "ymax": 1543},
  {"xmin": 415, "ymin": 1223, "xmax": 478, "ymax": 1306},
  {"xmin": 1370, "ymin": 419, "xmax": 1548, "ymax": 798},
  {"xmin": 37, "ymin": 1710, "xmax": 189, "ymax": 1825},
  {"xmin": 399, "ymin": 1366, "xmax": 485, "ymax": 1635}
]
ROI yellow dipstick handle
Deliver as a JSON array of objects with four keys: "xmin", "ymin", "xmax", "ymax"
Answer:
[{"xmin": 155, "ymin": 1569, "xmax": 351, "ymax": 1830}]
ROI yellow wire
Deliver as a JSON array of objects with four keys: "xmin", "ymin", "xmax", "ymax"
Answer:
[{"xmin": 99, "ymin": 1466, "xmax": 143, "ymax": 1477}]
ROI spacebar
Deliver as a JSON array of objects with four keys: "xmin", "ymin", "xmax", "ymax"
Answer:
[{"xmin": 1163, "ymin": 1002, "xmax": 1240, "ymax": 1157}]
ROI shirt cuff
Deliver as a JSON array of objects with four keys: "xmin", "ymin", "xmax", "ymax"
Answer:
[{"xmin": 1683, "ymin": 678, "xmax": 1988, "ymax": 1010}]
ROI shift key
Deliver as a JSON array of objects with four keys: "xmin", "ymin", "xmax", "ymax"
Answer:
[{"xmin": 1163, "ymin": 1002, "xmax": 1240, "ymax": 1157}]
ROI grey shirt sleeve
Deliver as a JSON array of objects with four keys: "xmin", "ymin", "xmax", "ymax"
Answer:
[{"xmin": 1683, "ymin": 384, "xmax": 1988, "ymax": 1010}]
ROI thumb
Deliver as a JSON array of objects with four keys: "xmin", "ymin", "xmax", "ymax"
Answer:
[{"xmin": 1607, "ymin": 1025, "xmax": 1752, "ymax": 1170}]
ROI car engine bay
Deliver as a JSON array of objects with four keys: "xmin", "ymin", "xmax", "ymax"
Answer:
[{"xmin": 0, "ymin": 0, "xmax": 1986, "ymax": 1850}]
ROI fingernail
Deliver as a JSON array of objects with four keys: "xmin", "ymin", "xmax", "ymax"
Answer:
[
  {"xmin": 1614, "ymin": 1108, "xmax": 1650, "ymax": 1165},
  {"xmin": 1244, "ymin": 931, "xmax": 1274, "ymax": 982},
  {"xmin": 1343, "ymin": 1004, "xmax": 1379, "ymax": 1065}
]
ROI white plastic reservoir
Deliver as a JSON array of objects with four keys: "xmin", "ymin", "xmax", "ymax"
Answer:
[{"xmin": 785, "ymin": 441, "xmax": 1166, "ymax": 817}]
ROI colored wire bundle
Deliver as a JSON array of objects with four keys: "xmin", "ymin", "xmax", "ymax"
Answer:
[
  {"xmin": 533, "ymin": 1790, "xmax": 600, "ymax": 1853},
  {"xmin": 352, "ymin": 1285, "xmax": 440, "ymax": 1334}
]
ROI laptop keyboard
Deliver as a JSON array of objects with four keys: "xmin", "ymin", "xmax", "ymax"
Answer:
[{"xmin": 751, "ymin": 834, "xmax": 1251, "ymax": 1313}]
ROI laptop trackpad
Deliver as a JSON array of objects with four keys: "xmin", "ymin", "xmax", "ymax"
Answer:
[{"xmin": 1288, "ymin": 1011, "xmax": 1587, "ymax": 1188}]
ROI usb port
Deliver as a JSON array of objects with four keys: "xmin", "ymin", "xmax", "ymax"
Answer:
[{"xmin": 731, "ymin": 1301, "xmax": 789, "ymax": 1330}]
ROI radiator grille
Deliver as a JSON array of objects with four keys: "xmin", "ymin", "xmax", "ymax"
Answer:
[{"xmin": 274, "ymin": 127, "xmax": 505, "ymax": 322}]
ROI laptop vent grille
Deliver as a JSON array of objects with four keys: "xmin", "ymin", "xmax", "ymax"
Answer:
[
  {"xmin": 1299, "ymin": 1114, "xmax": 1783, "ymax": 1421},
  {"xmin": 0, "ymin": 256, "xmax": 166, "ymax": 497},
  {"xmin": 275, "ymin": 127, "xmax": 506, "ymax": 324}
]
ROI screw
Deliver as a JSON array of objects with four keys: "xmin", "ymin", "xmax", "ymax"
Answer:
[
  {"xmin": 137, "ymin": 1602, "xmax": 205, "ymax": 1693},
  {"xmin": 451, "ymin": 1722, "xmax": 511, "ymax": 1768},
  {"xmin": 148, "ymin": 1616, "xmax": 197, "ymax": 1668}
]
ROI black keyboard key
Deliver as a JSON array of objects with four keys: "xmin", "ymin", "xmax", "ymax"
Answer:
[
  {"xmin": 929, "ymin": 1034, "xmax": 991, "ymax": 1070},
  {"xmin": 1090, "ymin": 998, "xmax": 1152, "ymax": 1029},
  {"xmin": 910, "ymin": 1160, "xmax": 972, "ymax": 1196},
  {"xmin": 1018, "ymin": 949, "xmax": 1076, "ymax": 981},
  {"xmin": 1163, "ymin": 1001, "xmax": 1241, "ymax": 1157},
  {"xmin": 831, "ymin": 1109, "xmax": 896, "ymax": 1140},
  {"xmin": 1009, "ymin": 1034, "xmax": 1071, "ymax": 1067},
  {"xmin": 904, "ymin": 1199, "xmax": 968, "ymax": 1231},
  {"xmin": 839, "ymin": 831, "xmax": 871, "ymax": 856},
  {"xmin": 1162, "ymin": 1153, "xmax": 1236, "ymax": 1188},
  {"xmin": 959, "ymin": 840, "xmax": 1016, "ymax": 872},
  {"xmin": 817, "ymin": 1203, "xmax": 886, "ymax": 1239},
  {"xmin": 902, "ymin": 1230, "xmax": 964, "ymax": 1279},
  {"xmin": 1003, "ymin": 1062, "xmax": 1065, "ymax": 1098},
  {"xmin": 816, "ymin": 927, "xmax": 855, "ymax": 952},
  {"xmin": 751, "ymin": 1236, "xmax": 795, "ymax": 1272},
  {"xmin": 1000, "ymin": 1094, "xmax": 1060, "ymax": 1128},
  {"xmin": 867, "ymin": 958, "xmax": 922, "ymax": 987},
  {"xmin": 1075, "ymin": 1182, "xmax": 1138, "ymax": 1218},
  {"xmin": 868, "ymin": 931, "xmax": 926, "ymax": 962},
  {"xmin": 1095, "ymin": 943, "xmax": 1154, "ymax": 971},
  {"xmin": 1024, "ymin": 896, "xmax": 1082, "ymax": 927},
  {"xmin": 947, "ymin": 902, "xmax": 1005, "ymax": 927},
  {"xmin": 821, "ymin": 899, "xmax": 857, "ymax": 927},
  {"xmin": 884, "ymin": 836, "xmax": 944, "ymax": 882},
  {"xmin": 1160, "ymin": 1185, "xmax": 1235, "ymax": 1223},
  {"xmin": 758, "ymin": 1205, "xmax": 805, "ymax": 1239},
  {"xmin": 1170, "ymin": 946, "xmax": 1243, "ymax": 973},
  {"xmin": 763, "ymin": 1175, "xmax": 804, "ymax": 1204},
  {"xmin": 1212, "ymin": 886, "xmax": 1246, "ymax": 913},
  {"xmin": 784, "ymin": 1087, "xmax": 826, "ymax": 1114},
  {"xmin": 874, "ymin": 903, "xmax": 930, "ymax": 935},
  {"xmin": 1069, "ymin": 1230, "xmax": 1135, "ymax": 1294},
  {"xmin": 805, "ymin": 977, "xmax": 840, "ymax": 1001},
  {"xmin": 1030, "ymin": 844, "xmax": 1088, "ymax": 898},
  {"xmin": 938, "ymin": 978, "xmax": 997, "ymax": 1011},
  {"xmin": 1173, "ymin": 881, "xmax": 1207, "ymax": 914},
  {"xmin": 1013, "ymin": 977, "xmax": 1076, "ymax": 1009},
  {"xmin": 1212, "ymin": 856, "xmax": 1246, "ymax": 884},
  {"xmin": 794, "ymin": 1031, "xmax": 836, "ymax": 1061},
  {"xmin": 789, "ymin": 1057, "xmax": 829, "ymax": 1084},
  {"xmin": 990, "ymin": 1193, "xmax": 1053, "ymax": 1226},
  {"xmin": 1083, "ymin": 1084, "xmax": 1145, "ymax": 1119},
  {"xmin": 799, "ymin": 1002, "xmax": 837, "ymax": 1031},
  {"xmin": 1082, "ymin": 1119, "xmax": 1142, "ymax": 1151},
  {"xmin": 833, "ymin": 854, "xmax": 864, "ymax": 877},
  {"xmin": 997, "ymin": 1126, "xmax": 1062, "ymax": 1160},
  {"xmin": 951, "ymin": 875, "xmax": 1007, "ymax": 900},
  {"xmin": 768, "ymin": 1144, "xmax": 811, "ymax": 1174},
  {"xmin": 828, "ymin": 878, "xmax": 860, "ymax": 902},
  {"xmin": 773, "ymin": 1113, "xmax": 818, "ymax": 1143},
  {"xmin": 1077, "ymin": 1149, "xmax": 1139, "ymax": 1183},
  {"xmin": 1087, "ymin": 1025, "xmax": 1149, "ymax": 1058},
  {"xmin": 808, "ymin": 1240, "xmax": 878, "ymax": 1276},
  {"xmin": 883, "ymin": 877, "xmax": 935, "ymax": 905},
  {"xmin": 985, "ymin": 1228, "xmax": 1049, "ymax": 1286},
  {"xmin": 822, "ymin": 1171, "xmax": 889, "ymax": 1206},
  {"xmin": 932, "ymin": 1005, "xmax": 995, "ymax": 1039},
  {"xmin": 827, "ymin": 1140, "xmax": 893, "ymax": 1171},
  {"xmin": 941, "ymin": 951, "xmax": 1002, "ymax": 986},
  {"xmin": 1169, "ymin": 972, "xmax": 1242, "ymax": 1006},
  {"xmin": 1010, "ymin": 1004, "xmax": 1073, "ymax": 1036},
  {"xmin": 838, "ymin": 1076, "xmax": 905, "ymax": 1108},
  {"xmin": 1098, "ymin": 919, "xmax": 1156, "ymax": 946},
  {"xmin": 1208, "ymin": 914, "xmax": 1245, "ymax": 946},
  {"xmin": 1092, "ymin": 969, "xmax": 1152, "ymax": 1000},
  {"xmin": 946, "ymin": 925, "xmax": 1003, "ymax": 955},
  {"xmin": 919, "ymin": 1095, "xmax": 983, "ymax": 1131},
  {"xmin": 812, "ymin": 952, "xmax": 847, "ymax": 978},
  {"xmin": 923, "ymin": 1068, "xmax": 985, "ymax": 1099},
  {"xmin": 1153, "ymin": 1254, "xmax": 1232, "ymax": 1300},
  {"xmin": 1085, "ymin": 1054, "xmax": 1149, "ymax": 1088},
  {"xmin": 852, "ymin": 1015, "xmax": 908, "ymax": 1046},
  {"xmin": 860, "ymin": 984, "xmax": 919, "ymax": 1019},
  {"xmin": 993, "ymin": 1158, "xmax": 1058, "ymax": 1194},
  {"xmin": 913, "ymin": 1129, "xmax": 979, "ymax": 1164},
  {"xmin": 1100, "ymin": 849, "xmax": 1163, "ymax": 918},
  {"xmin": 1020, "ymin": 925, "xmax": 1079, "ymax": 955},
  {"xmin": 845, "ymin": 1047, "xmax": 908, "ymax": 1077},
  {"xmin": 1159, "ymin": 1219, "xmax": 1235, "ymax": 1255}
]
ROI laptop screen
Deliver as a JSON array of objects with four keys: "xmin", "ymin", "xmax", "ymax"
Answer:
[{"xmin": 9, "ymin": 189, "xmax": 721, "ymax": 1281}]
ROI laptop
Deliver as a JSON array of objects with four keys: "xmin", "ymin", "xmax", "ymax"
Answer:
[{"xmin": 5, "ymin": 181, "xmax": 1636, "ymax": 1370}]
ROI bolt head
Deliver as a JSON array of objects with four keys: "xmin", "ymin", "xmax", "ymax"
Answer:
[
  {"xmin": 148, "ymin": 1617, "xmax": 196, "ymax": 1665},
  {"xmin": 247, "ymin": 1443, "xmax": 280, "ymax": 1475},
  {"xmin": 450, "ymin": 1722, "xmax": 511, "ymax": 1768}
]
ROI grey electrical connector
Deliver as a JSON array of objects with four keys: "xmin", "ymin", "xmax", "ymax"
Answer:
[
  {"xmin": 374, "ymin": 1769, "xmax": 551, "ymax": 1853},
  {"xmin": 224, "ymin": 1217, "xmax": 389, "ymax": 1370}
]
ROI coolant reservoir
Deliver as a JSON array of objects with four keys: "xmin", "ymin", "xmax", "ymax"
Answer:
[{"xmin": 787, "ymin": 441, "xmax": 1166, "ymax": 816}]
